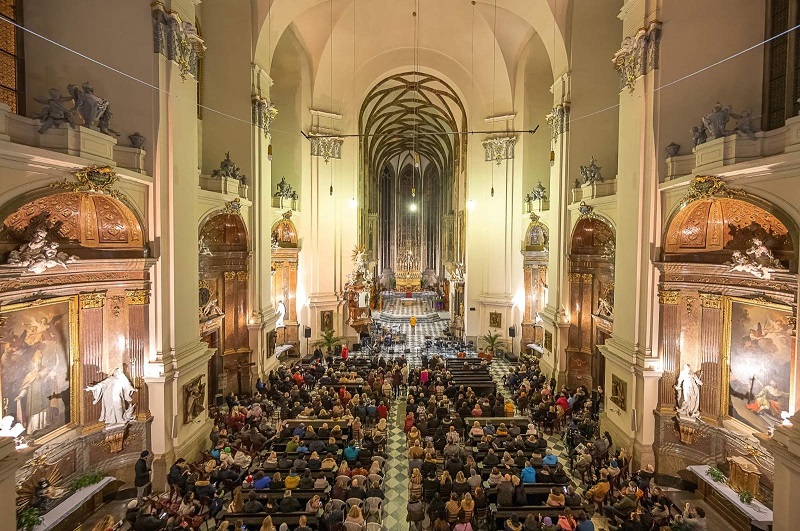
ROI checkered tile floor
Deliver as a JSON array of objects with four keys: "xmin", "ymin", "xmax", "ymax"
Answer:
[{"xmin": 376, "ymin": 299, "xmax": 450, "ymax": 355}]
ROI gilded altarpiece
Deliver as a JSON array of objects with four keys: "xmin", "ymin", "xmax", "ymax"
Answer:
[
  {"xmin": 271, "ymin": 212, "xmax": 300, "ymax": 351},
  {"xmin": 0, "ymin": 179, "xmax": 153, "ymax": 490},
  {"xmin": 652, "ymin": 177, "xmax": 799, "ymax": 504},
  {"xmin": 521, "ymin": 215, "xmax": 548, "ymax": 351}
]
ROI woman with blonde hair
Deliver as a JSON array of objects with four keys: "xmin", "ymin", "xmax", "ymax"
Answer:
[
  {"xmin": 259, "ymin": 515, "xmax": 276, "ymax": 531},
  {"xmin": 215, "ymin": 521, "xmax": 230, "ymax": 531},
  {"xmin": 439, "ymin": 470, "xmax": 453, "ymax": 499},
  {"xmin": 345, "ymin": 504, "xmax": 365, "ymax": 527},
  {"xmin": 461, "ymin": 492, "xmax": 475, "ymax": 521},
  {"xmin": 453, "ymin": 470, "xmax": 470, "ymax": 496},
  {"xmin": 470, "ymin": 421, "xmax": 484, "ymax": 438},
  {"xmin": 91, "ymin": 515, "xmax": 116, "ymax": 531},
  {"xmin": 408, "ymin": 467, "xmax": 423, "ymax": 499},
  {"xmin": 228, "ymin": 486, "xmax": 244, "ymax": 513}
]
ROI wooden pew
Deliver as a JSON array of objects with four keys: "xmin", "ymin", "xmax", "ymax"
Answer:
[
  {"xmin": 491, "ymin": 504, "xmax": 584, "ymax": 527},
  {"xmin": 225, "ymin": 511, "xmax": 320, "ymax": 530},
  {"xmin": 465, "ymin": 417, "xmax": 532, "ymax": 432}
]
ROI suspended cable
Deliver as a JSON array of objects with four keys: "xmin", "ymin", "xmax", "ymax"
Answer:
[
  {"xmin": 0, "ymin": 15, "xmax": 796, "ymax": 141},
  {"xmin": 490, "ymin": 0, "xmax": 498, "ymax": 198}
]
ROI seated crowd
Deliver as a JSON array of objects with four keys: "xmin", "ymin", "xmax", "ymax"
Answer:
[{"xmin": 126, "ymin": 350, "xmax": 405, "ymax": 531}]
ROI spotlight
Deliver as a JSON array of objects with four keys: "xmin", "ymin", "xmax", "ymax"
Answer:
[
  {"xmin": 409, "ymin": 203, "xmax": 418, "ymax": 212},
  {"xmin": 268, "ymin": 144, "xmax": 273, "ymax": 161},
  {"xmin": 467, "ymin": 199, "xmax": 476, "ymax": 211},
  {"xmin": 349, "ymin": 197, "xmax": 357, "ymax": 208}
]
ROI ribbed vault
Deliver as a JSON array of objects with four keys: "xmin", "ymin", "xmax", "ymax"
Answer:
[{"xmin": 360, "ymin": 72, "xmax": 467, "ymax": 179}]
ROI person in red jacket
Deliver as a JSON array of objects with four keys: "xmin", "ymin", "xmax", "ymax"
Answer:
[
  {"xmin": 404, "ymin": 411, "xmax": 415, "ymax": 433},
  {"xmin": 377, "ymin": 401, "xmax": 389, "ymax": 419},
  {"xmin": 341, "ymin": 344, "xmax": 349, "ymax": 360}
]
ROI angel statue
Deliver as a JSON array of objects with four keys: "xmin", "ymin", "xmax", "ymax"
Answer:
[
  {"xmin": 67, "ymin": 82, "xmax": 120, "ymax": 137},
  {"xmin": 33, "ymin": 89, "xmax": 76, "ymax": 134},
  {"xmin": 85, "ymin": 367, "xmax": 137, "ymax": 427},
  {"xmin": 675, "ymin": 363, "xmax": 702, "ymax": 420}
]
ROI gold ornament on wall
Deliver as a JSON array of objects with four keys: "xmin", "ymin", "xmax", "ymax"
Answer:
[
  {"xmin": 50, "ymin": 165, "xmax": 126, "ymax": 200},
  {"xmin": 658, "ymin": 290, "xmax": 680, "ymax": 305},
  {"xmin": 125, "ymin": 289, "xmax": 150, "ymax": 305},
  {"xmin": 79, "ymin": 292, "xmax": 106, "ymax": 309},
  {"xmin": 699, "ymin": 293, "xmax": 722, "ymax": 309},
  {"xmin": 680, "ymin": 175, "xmax": 746, "ymax": 205}
]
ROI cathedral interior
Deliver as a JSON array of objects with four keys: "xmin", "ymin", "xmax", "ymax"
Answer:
[{"xmin": 1, "ymin": 1, "xmax": 800, "ymax": 530}]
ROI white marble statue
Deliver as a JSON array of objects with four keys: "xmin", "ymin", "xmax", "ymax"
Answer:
[
  {"xmin": 275, "ymin": 300, "xmax": 286, "ymax": 328},
  {"xmin": 675, "ymin": 363, "xmax": 702, "ymax": 420},
  {"xmin": 85, "ymin": 368, "xmax": 136, "ymax": 427}
]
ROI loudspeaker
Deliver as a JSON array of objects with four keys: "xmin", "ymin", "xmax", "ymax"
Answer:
[
  {"xmin": 304, "ymin": 326, "xmax": 312, "ymax": 338},
  {"xmin": 508, "ymin": 326, "xmax": 516, "ymax": 338},
  {"xmin": 631, "ymin": 408, "xmax": 638, "ymax": 432}
]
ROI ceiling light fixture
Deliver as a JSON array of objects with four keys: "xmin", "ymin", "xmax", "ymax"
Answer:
[{"xmin": 409, "ymin": 202, "xmax": 418, "ymax": 212}]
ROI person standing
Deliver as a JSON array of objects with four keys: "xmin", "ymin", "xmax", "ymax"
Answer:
[
  {"xmin": 410, "ymin": 315, "xmax": 417, "ymax": 333},
  {"xmin": 135, "ymin": 450, "xmax": 152, "ymax": 506}
]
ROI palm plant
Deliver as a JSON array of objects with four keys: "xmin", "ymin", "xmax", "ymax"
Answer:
[
  {"xmin": 314, "ymin": 329, "xmax": 343, "ymax": 352},
  {"xmin": 481, "ymin": 332, "xmax": 507, "ymax": 352}
]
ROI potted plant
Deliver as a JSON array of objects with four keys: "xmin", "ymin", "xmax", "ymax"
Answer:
[
  {"xmin": 314, "ymin": 329, "xmax": 342, "ymax": 354},
  {"xmin": 17, "ymin": 507, "xmax": 43, "ymax": 531},
  {"xmin": 480, "ymin": 332, "xmax": 507, "ymax": 361}
]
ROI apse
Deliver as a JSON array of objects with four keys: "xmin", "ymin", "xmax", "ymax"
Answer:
[{"xmin": 359, "ymin": 72, "xmax": 466, "ymax": 284}]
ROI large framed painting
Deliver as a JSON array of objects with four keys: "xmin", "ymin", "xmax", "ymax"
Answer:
[
  {"xmin": 489, "ymin": 312, "xmax": 502, "ymax": 329},
  {"xmin": 723, "ymin": 296, "xmax": 796, "ymax": 432},
  {"xmin": 0, "ymin": 296, "xmax": 79, "ymax": 442}
]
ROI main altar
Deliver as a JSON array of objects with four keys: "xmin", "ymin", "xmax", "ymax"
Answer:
[{"xmin": 396, "ymin": 245, "xmax": 422, "ymax": 290}]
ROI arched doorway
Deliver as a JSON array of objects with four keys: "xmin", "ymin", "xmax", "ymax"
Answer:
[
  {"xmin": 199, "ymin": 206, "xmax": 250, "ymax": 402},
  {"xmin": 566, "ymin": 208, "xmax": 616, "ymax": 390}
]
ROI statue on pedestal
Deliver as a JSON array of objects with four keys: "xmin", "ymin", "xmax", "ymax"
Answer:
[
  {"xmin": 85, "ymin": 368, "xmax": 136, "ymax": 428},
  {"xmin": 675, "ymin": 363, "xmax": 702, "ymax": 420}
]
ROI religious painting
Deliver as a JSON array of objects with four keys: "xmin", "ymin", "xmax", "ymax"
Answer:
[
  {"xmin": 610, "ymin": 374, "xmax": 627, "ymax": 411},
  {"xmin": 0, "ymin": 296, "xmax": 79, "ymax": 441},
  {"xmin": 489, "ymin": 312, "xmax": 502, "ymax": 329},
  {"xmin": 184, "ymin": 375, "xmax": 206, "ymax": 424},
  {"xmin": 544, "ymin": 330, "xmax": 553, "ymax": 352},
  {"xmin": 321, "ymin": 310, "xmax": 334, "ymax": 332},
  {"xmin": 724, "ymin": 297, "xmax": 795, "ymax": 432}
]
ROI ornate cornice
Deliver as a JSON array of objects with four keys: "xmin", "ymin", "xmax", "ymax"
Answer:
[
  {"xmin": 482, "ymin": 136, "xmax": 517, "ymax": 165},
  {"xmin": 658, "ymin": 290, "xmax": 680, "ymax": 305},
  {"xmin": 152, "ymin": 2, "xmax": 206, "ymax": 81},
  {"xmin": 612, "ymin": 21, "xmax": 662, "ymax": 92},
  {"xmin": 79, "ymin": 292, "xmax": 106, "ymax": 309}
]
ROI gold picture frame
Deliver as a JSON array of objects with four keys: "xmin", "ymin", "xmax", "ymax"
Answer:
[
  {"xmin": 489, "ymin": 312, "xmax": 502, "ymax": 329},
  {"xmin": 320, "ymin": 310, "xmax": 334, "ymax": 332},
  {"xmin": 610, "ymin": 374, "xmax": 627, "ymax": 411},
  {"xmin": 544, "ymin": 330, "xmax": 553, "ymax": 352},
  {"xmin": 722, "ymin": 296, "xmax": 796, "ymax": 433},
  {"xmin": 0, "ymin": 296, "xmax": 80, "ymax": 444}
]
